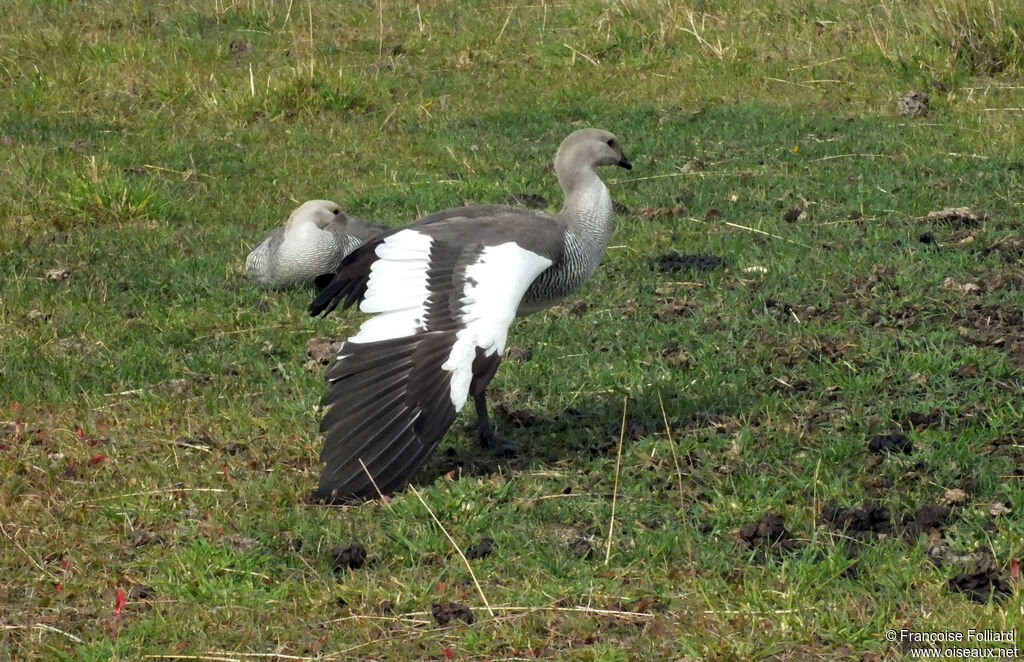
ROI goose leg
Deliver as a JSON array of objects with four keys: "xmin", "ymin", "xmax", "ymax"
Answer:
[{"xmin": 474, "ymin": 392, "xmax": 521, "ymax": 454}]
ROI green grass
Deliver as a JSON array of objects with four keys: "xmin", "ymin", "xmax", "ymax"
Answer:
[{"xmin": 1, "ymin": 1, "xmax": 1023, "ymax": 659}]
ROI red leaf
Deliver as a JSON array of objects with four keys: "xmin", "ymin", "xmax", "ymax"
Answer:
[
  {"xmin": 11, "ymin": 402, "xmax": 19, "ymax": 412},
  {"xmin": 113, "ymin": 588, "xmax": 126, "ymax": 619},
  {"xmin": 89, "ymin": 454, "xmax": 108, "ymax": 464},
  {"xmin": 221, "ymin": 465, "xmax": 233, "ymax": 483},
  {"xmin": 443, "ymin": 648, "xmax": 454, "ymax": 660},
  {"xmin": 1011, "ymin": 558, "xmax": 1020, "ymax": 583},
  {"xmin": 54, "ymin": 583, "xmax": 63, "ymax": 593},
  {"xmin": 311, "ymin": 634, "xmax": 330, "ymax": 652},
  {"xmin": 76, "ymin": 426, "xmax": 87, "ymax": 441}
]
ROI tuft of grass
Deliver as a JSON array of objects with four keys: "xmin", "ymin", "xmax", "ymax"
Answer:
[
  {"xmin": 929, "ymin": 0, "xmax": 1024, "ymax": 75},
  {"xmin": 55, "ymin": 157, "xmax": 171, "ymax": 229}
]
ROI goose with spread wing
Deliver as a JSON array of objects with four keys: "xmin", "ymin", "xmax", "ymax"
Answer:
[{"xmin": 309, "ymin": 129, "xmax": 632, "ymax": 500}]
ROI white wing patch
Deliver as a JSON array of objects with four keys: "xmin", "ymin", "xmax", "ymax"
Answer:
[
  {"xmin": 442, "ymin": 242, "xmax": 553, "ymax": 410},
  {"xmin": 350, "ymin": 230, "xmax": 434, "ymax": 343}
]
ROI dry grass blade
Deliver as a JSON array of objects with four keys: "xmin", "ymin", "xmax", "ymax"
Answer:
[
  {"xmin": 604, "ymin": 395, "xmax": 628, "ymax": 565},
  {"xmin": 657, "ymin": 392, "xmax": 687, "ymax": 526},
  {"xmin": 409, "ymin": 485, "xmax": 494, "ymax": 617},
  {"xmin": 723, "ymin": 221, "xmax": 811, "ymax": 248},
  {"xmin": 3, "ymin": 624, "xmax": 83, "ymax": 644}
]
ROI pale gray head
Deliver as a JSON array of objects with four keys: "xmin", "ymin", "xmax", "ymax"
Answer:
[
  {"xmin": 553, "ymin": 128, "xmax": 631, "ymax": 192},
  {"xmin": 285, "ymin": 199, "xmax": 344, "ymax": 232}
]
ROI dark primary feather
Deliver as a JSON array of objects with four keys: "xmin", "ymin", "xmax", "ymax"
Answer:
[{"xmin": 317, "ymin": 331, "xmax": 464, "ymax": 500}]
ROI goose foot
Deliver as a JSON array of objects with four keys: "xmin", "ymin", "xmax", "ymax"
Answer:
[{"xmin": 474, "ymin": 392, "xmax": 522, "ymax": 455}]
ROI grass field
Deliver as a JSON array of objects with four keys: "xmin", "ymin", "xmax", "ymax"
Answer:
[{"xmin": 2, "ymin": 1, "xmax": 1023, "ymax": 660}]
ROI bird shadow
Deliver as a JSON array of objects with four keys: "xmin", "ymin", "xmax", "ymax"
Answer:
[{"xmin": 408, "ymin": 390, "xmax": 681, "ymax": 489}]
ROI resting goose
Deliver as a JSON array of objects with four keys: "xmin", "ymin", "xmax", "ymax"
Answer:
[
  {"xmin": 246, "ymin": 199, "xmax": 388, "ymax": 289},
  {"xmin": 309, "ymin": 128, "xmax": 632, "ymax": 500}
]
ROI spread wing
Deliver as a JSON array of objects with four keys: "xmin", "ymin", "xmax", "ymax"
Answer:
[{"xmin": 314, "ymin": 216, "xmax": 559, "ymax": 500}]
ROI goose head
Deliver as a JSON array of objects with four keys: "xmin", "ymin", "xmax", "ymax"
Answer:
[
  {"xmin": 284, "ymin": 199, "xmax": 344, "ymax": 233},
  {"xmin": 553, "ymin": 128, "xmax": 632, "ymax": 193}
]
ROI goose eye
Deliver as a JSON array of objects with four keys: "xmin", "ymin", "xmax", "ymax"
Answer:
[
  {"xmin": 332, "ymin": 208, "xmax": 341, "ymax": 215},
  {"xmin": 606, "ymin": 138, "xmax": 615, "ymax": 147}
]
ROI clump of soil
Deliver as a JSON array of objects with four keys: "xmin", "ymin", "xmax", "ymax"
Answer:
[
  {"xmin": 762, "ymin": 299, "xmax": 822, "ymax": 323},
  {"xmin": 637, "ymin": 205, "xmax": 686, "ymax": 221},
  {"xmin": 504, "ymin": 346, "xmax": 533, "ymax": 363},
  {"xmin": 431, "ymin": 601, "xmax": 474, "ymax": 625},
  {"xmin": 783, "ymin": 207, "xmax": 806, "ymax": 222},
  {"xmin": 465, "ymin": 538, "xmax": 494, "ymax": 560},
  {"xmin": 306, "ymin": 337, "xmax": 342, "ymax": 364},
  {"xmin": 949, "ymin": 568, "xmax": 1014, "ymax": 604},
  {"xmin": 507, "ymin": 193, "xmax": 548, "ymax": 209},
  {"xmin": 738, "ymin": 511, "xmax": 800, "ymax": 554},
  {"xmin": 655, "ymin": 251, "xmax": 726, "ymax": 273},
  {"xmin": 901, "ymin": 504, "xmax": 950, "ymax": 537},
  {"xmin": 131, "ymin": 529, "xmax": 166, "ymax": 547},
  {"xmin": 925, "ymin": 206, "xmax": 981, "ymax": 230},
  {"xmin": 682, "ymin": 157, "xmax": 706, "ymax": 173},
  {"xmin": 868, "ymin": 432, "xmax": 914, "ymax": 454},
  {"xmin": 822, "ymin": 501, "xmax": 893, "ymax": 538},
  {"xmin": 898, "ymin": 91, "xmax": 929, "ymax": 117},
  {"xmin": 331, "ymin": 543, "xmax": 367, "ymax": 571},
  {"xmin": 653, "ymin": 298, "xmax": 696, "ymax": 322}
]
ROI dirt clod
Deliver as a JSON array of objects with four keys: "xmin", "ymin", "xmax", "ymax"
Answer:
[
  {"xmin": 637, "ymin": 205, "xmax": 686, "ymax": 221},
  {"xmin": 653, "ymin": 298, "xmax": 695, "ymax": 322},
  {"xmin": 926, "ymin": 206, "xmax": 980, "ymax": 229},
  {"xmin": 682, "ymin": 157, "xmax": 706, "ymax": 173},
  {"xmin": 431, "ymin": 601, "xmax": 474, "ymax": 625},
  {"xmin": 331, "ymin": 543, "xmax": 367, "ymax": 571},
  {"xmin": 739, "ymin": 511, "xmax": 797, "ymax": 550},
  {"xmin": 229, "ymin": 40, "xmax": 252, "ymax": 55},
  {"xmin": 465, "ymin": 538, "xmax": 494, "ymax": 560},
  {"xmin": 822, "ymin": 502, "xmax": 892, "ymax": 538},
  {"xmin": 131, "ymin": 529, "xmax": 166, "ymax": 548},
  {"xmin": 868, "ymin": 432, "xmax": 913, "ymax": 454},
  {"xmin": 902, "ymin": 504, "xmax": 950, "ymax": 537},
  {"xmin": 655, "ymin": 251, "xmax": 726, "ymax": 273},
  {"xmin": 306, "ymin": 337, "xmax": 342, "ymax": 365},
  {"xmin": 948, "ymin": 569, "xmax": 1013, "ymax": 604},
  {"xmin": 897, "ymin": 91, "xmax": 929, "ymax": 118},
  {"xmin": 504, "ymin": 347, "xmax": 533, "ymax": 363},
  {"xmin": 783, "ymin": 207, "xmax": 806, "ymax": 222}
]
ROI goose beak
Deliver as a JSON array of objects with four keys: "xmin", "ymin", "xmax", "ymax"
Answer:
[{"xmin": 618, "ymin": 155, "xmax": 632, "ymax": 170}]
